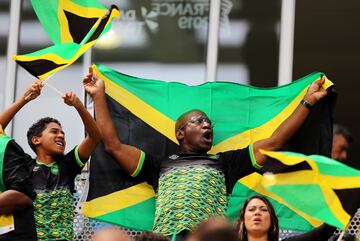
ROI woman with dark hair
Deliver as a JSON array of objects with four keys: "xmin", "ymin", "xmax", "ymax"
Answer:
[{"xmin": 236, "ymin": 195, "xmax": 337, "ymax": 241}]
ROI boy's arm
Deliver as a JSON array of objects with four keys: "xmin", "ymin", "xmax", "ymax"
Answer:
[
  {"xmin": 0, "ymin": 190, "xmax": 32, "ymax": 214},
  {"xmin": 0, "ymin": 80, "xmax": 43, "ymax": 129},
  {"xmin": 62, "ymin": 91, "xmax": 101, "ymax": 163},
  {"xmin": 83, "ymin": 67, "xmax": 142, "ymax": 176},
  {"xmin": 253, "ymin": 77, "xmax": 329, "ymax": 166}
]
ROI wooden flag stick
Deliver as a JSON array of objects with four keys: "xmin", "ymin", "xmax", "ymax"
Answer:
[{"xmin": 24, "ymin": 74, "xmax": 63, "ymax": 100}]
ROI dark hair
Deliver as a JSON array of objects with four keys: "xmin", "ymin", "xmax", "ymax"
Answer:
[
  {"xmin": 236, "ymin": 195, "xmax": 279, "ymax": 241},
  {"xmin": 27, "ymin": 117, "xmax": 62, "ymax": 153},
  {"xmin": 191, "ymin": 216, "xmax": 238, "ymax": 241},
  {"xmin": 135, "ymin": 232, "xmax": 170, "ymax": 241},
  {"xmin": 334, "ymin": 124, "xmax": 353, "ymax": 143},
  {"xmin": 200, "ymin": 228, "xmax": 239, "ymax": 241}
]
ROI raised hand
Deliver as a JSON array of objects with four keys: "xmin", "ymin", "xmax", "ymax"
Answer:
[
  {"xmin": 23, "ymin": 80, "xmax": 43, "ymax": 102},
  {"xmin": 303, "ymin": 76, "xmax": 329, "ymax": 106},
  {"xmin": 83, "ymin": 66, "xmax": 105, "ymax": 98},
  {"xmin": 62, "ymin": 91, "xmax": 82, "ymax": 108}
]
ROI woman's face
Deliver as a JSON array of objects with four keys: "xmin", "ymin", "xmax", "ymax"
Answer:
[{"xmin": 244, "ymin": 198, "xmax": 271, "ymax": 235}]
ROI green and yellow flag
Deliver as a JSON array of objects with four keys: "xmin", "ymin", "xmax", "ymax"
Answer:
[
  {"xmin": 0, "ymin": 135, "xmax": 15, "ymax": 235},
  {"xmin": 262, "ymin": 150, "xmax": 360, "ymax": 229},
  {"xmin": 227, "ymin": 151, "xmax": 360, "ymax": 231},
  {"xmin": 13, "ymin": 0, "xmax": 120, "ymax": 80},
  {"xmin": 82, "ymin": 64, "xmax": 336, "ymax": 231}
]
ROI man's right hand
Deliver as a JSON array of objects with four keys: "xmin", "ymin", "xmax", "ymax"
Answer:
[{"xmin": 83, "ymin": 66, "xmax": 105, "ymax": 98}]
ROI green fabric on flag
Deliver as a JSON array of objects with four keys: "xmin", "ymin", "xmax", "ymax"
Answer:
[
  {"xmin": 0, "ymin": 135, "xmax": 15, "ymax": 235},
  {"xmin": 83, "ymin": 64, "xmax": 336, "ymax": 232},
  {"xmin": 30, "ymin": 0, "xmax": 109, "ymax": 44},
  {"xmin": 0, "ymin": 135, "xmax": 11, "ymax": 192},
  {"xmin": 226, "ymin": 181, "xmax": 315, "ymax": 232},
  {"xmin": 259, "ymin": 150, "xmax": 360, "ymax": 229},
  {"xmin": 13, "ymin": 1, "xmax": 120, "ymax": 80},
  {"xmin": 95, "ymin": 197, "xmax": 156, "ymax": 231}
]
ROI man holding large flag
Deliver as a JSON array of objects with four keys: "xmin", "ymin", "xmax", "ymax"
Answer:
[{"xmin": 83, "ymin": 67, "xmax": 329, "ymax": 239}]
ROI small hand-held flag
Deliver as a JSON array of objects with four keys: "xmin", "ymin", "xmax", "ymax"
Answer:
[{"xmin": 13, "ymin": 0, "xmax": 120, "ymax": 80}]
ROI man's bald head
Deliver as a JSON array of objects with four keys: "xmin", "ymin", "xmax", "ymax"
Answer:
[{"xmin": 175, "ymin": 109, "xmax": 208, "ymax": 132}]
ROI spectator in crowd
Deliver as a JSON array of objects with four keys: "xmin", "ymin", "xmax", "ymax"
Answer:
[
  {"xmin": 91, "ymin": 228, "xmax": 132, "ymax": 241},
  {"xmin": 0, "ymin": 126, "xmax": 37, "ymax": 241},
  {"xmin": 84, "ymin": 67, "xmax": 328, "ymax": 240},
  {"xmin": 0, "ymin": 80, "xmax": 101, "ymax": 241},
  {"xmin": 332, "ymin": 124, "xmax": 353, "ymax": 163},
  {"xmin": 135, "ymin": 232, "xmax": 170, "ymax": 241},
  {"xmin": 236, "ymin": 195, "xmax": 337, "ymax": 241},
  {"xmin": 187, "ymin": 216, "xmax": 239, "ymax": 241}
]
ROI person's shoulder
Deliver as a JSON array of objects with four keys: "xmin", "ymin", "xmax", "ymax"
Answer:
[
  {"xmin": 217, "ymin": 146, "xmax": 250, "ymax": 157},
  {"xmin": 6, "ymin": 139, "xmax": 33, "ymax": 160}
]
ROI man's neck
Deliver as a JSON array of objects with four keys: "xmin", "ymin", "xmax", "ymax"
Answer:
[{"xmin": 180, "ymin": 147, "xmax": 208, "ymax": 155}]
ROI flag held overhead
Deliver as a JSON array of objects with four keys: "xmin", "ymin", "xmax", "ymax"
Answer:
[{"xmin": 83, "ymin": 64, "xmax": 336, "ymax": 232}]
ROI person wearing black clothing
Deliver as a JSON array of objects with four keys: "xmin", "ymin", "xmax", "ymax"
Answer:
[
  {"xmin": 84, "ymin": 67, "xmax": 329, "ymax": 238},
  {"xmin": 236, "ymin": 195, "xmax": 336, "ymax": 241},
  {"xmin": 0, "ymin": 133, "xmax": 37, "ymax": 241}
]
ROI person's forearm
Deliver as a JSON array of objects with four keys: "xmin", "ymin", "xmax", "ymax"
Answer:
[
  {"xmin": 254, "ymin": 102, "xmax": 311, "ymax": 166},
  {"xmin": 0, "ymin": 190, "xmax": 32, "ymax": 214},
  {"xmin": 0, "ymin": 97, "xmax": 28, "ymax": 129},
  {"xmin": 270, "ymin": 104, "xmax": 310, "ymax": 148},
  {"xmin": 92, "ymin": 93, "xmax": 121, "ymax": 148},
  {"xmin": 75, "ymin": 103, "xmax": 101, "ymax": 142},
  {"xmin": 92, "ymin": 92, "xmax": 140, "ymax": 175}
]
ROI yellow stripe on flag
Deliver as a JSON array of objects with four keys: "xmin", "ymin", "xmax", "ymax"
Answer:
[
  {"xmin": 83, "ymin": 182, "xmax": 155, "ymax": 218},
  {"xmin": 58, "ymin": 0, "xmax": 108, "ymax": 43},
  {"xmin": 239, "ymin": 172, "xmax": 322, "ymax": 227},
  {"xmin": 93, "ymin": 65, "xmax": 179, "ymax": 144}
]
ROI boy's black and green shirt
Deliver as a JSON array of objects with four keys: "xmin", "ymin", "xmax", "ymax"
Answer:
[{"xmin": 29, "ymin": 146, "xmax": 84, "ymax": 241}]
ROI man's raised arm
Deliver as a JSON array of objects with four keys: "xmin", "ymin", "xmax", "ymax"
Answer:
[
  {"xmin": 253, "ymin": 77, "xmax": 329, "ymax": 166},
  {"xmin": 83, "ymin": 67, "xmax": 142, "ymax": 176}
]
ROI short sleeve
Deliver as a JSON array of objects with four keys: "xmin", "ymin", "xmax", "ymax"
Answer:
[
  {"xmin": 220, "ymin": 144, "xmax": 262, "ymax": 194},
  {"xmin": 60, "ymin": 146, "xmax": 84, "ymax": 178},
  {"xmin": 3, "ymin": 140, "xmax": 36, "ymax": 200},
  {"xmin": 132, "ymin": 151, "xmax": 162, "ymax": 190}
]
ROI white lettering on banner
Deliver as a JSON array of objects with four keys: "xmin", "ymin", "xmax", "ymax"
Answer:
[
  {"xmin": 118, "ymin": 0, "xmax": 232, "ymax": 32},
  {"xmin": 151, "ymin": 3, "xmax": 209, "ymax": 16},
  {"xmin": 178, "ymin": 16, "xmax": 208, "ymax": 29}
]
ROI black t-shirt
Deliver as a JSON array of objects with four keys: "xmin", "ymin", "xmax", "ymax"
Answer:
[
  {"xmin": 0, "ymin": 140, "xmax": 37, "ymax": 241},
  {"xmin": 133, "ymin": 145, "xmax": 262, "ymax": 235},
  {"xmin": 28, "ymin": 147, "xmax": 84, "ymax": 241},
  {"xmin": 282, "ymin": 224, "xmax": 336, "ymax": 241},
  {"xmin": 135, "ymin": 145, "xmax": 261, "ymax": 194}
]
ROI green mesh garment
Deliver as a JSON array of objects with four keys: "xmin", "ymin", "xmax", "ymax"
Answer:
[
  {"xmin": 153, "ymin": 165, "xmax": 228, "ymax": 236},
  {"xmin": 34, "ymin": 188, "xmax": 74, "ymax": 241}
]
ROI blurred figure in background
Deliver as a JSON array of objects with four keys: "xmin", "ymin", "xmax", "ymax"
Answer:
[
  {"xmin": 332, "ymin": 124, "xmax": 353, "ymax": 163},
  {"xmin": 91, "ymin": 228, "xmax": 132, "ymax": 241}
]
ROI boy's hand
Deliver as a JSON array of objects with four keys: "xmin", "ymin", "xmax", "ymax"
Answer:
[
  {"xmin": 62, "ymin": 91, "xmax": 82, "ymax": 108},
  {"xmin": 23, "ymin": 80, "xmax": 43, "ymax": 102},
  {"xmin": 303, "ymin": 76, "xmax": 329, "ymax": 106},
  {"xmin": 83, "ymin": 66, "xmax": 105, "ymax": 98}
]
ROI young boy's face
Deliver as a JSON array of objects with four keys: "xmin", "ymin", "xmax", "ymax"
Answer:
[{"xmin": 36, "ymin": 122, "xmax": 66, "ymax": 155}]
